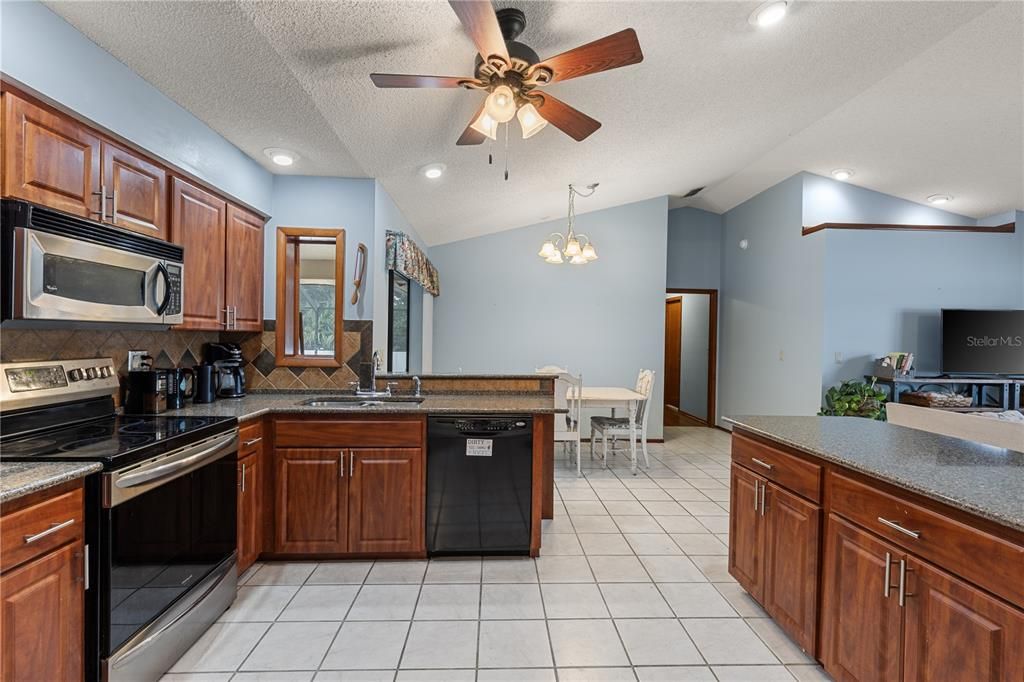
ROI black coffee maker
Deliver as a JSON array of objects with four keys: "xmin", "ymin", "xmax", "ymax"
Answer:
[{"xmin": 203, "ymin": 342, "xmax": 245, "ymax": 398}]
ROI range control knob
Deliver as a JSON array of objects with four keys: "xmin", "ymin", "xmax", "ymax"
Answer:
[
  {"xmin": 68, "ymin": 368, "xmax": 84, "ymax": 382},
  {"xmin": 85, "ymin": 367, "xmax": 98, "ymax": 380},
  {"xmin": 99, "ymin": 366, "xmax": 113, "ymax": 378}
]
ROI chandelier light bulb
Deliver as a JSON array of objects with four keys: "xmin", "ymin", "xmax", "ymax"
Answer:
[
  {"xmin": 581, "ymin": 243, "xmax": 598, "ymax": 261},
  {"xmin": 485, "ymin": 85, "xmax": 517, "ymax": 123},
  {"xmin": 538, "ymin": 241, "xmax": 557, "ymax": 258},
  {"xmin": 469, "ymin": 110, "xmax": 498, "ymax": 140},
  {"xmin": 517, "ymin": 103, "xmax": 548, "ymax": 139},
  {"xmin": 564, "ymin": 238, "xmax": 582, "ymax": 257},
  {"xmin": 545, "ymin": 251, "xmax": 564, "ymax": 264},
  {"xmin": 569, "ymin": 253, "xmax": 588, "ymax": 265}
]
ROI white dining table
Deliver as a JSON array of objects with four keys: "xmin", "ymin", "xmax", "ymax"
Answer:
[{"xmin": 568, "ymin": 385, "xmax": 647, "ymax": 472}]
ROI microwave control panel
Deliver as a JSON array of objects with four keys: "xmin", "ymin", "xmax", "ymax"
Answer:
[{"xmin": 165, "ymin": 264, "xmax": 182, "ymax": 316}]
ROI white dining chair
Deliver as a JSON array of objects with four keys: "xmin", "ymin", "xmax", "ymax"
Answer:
[
  {"xmin": 536, "ymin": 364, "xmax": 569, "ymax": 375},
  {"xmin": 553, "ymin": 372, "xmax": 584, "ymax": 477},
  {"xmin": 590, "ymin": 369, "xmax": 655, "ymax": 470}
]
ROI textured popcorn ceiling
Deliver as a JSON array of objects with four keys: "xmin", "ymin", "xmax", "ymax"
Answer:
[{"xmin": 46, "ymin": 1, "xmax": 1022, "ymax": 244}]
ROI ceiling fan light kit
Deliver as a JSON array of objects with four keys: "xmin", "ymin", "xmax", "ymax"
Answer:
[
  {"xmin": 539, "ymin": 183, "xmax": 600, "ymax": 266},
  {"xmin": 370, "ymin": 1, "xmax": 644, "ymax": 178}
]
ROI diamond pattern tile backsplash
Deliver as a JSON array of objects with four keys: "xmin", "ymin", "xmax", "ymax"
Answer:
[{"xmin": 0, "ymin": 320, "xmax": 373, "ymax": 392}]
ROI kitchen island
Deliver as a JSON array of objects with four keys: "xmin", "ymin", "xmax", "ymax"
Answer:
[
  {"xmin": 725, "ymin": 415, "xmax": 1023, "ymax": 681},
  {"xmin": 166, "ymin": 385, "xmax": 563, "ymax": 566}
]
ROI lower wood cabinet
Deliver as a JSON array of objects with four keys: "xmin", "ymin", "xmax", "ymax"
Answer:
[
  {"xmin": 275, "ymin": 448, "xmax": 348, "ymax": 554},
  {"xmin": 0, "ymin": 484, "xmax": 85, "ymax": 682},
  {"xmin": 729, "ymin": 463, "xmax": 820, "ymax": 654},
  {"xmin": 237, "ymin": 449, "xmax": 262, "ymax": 573},
  {"xmin": 349, "ymin": 448, "xmax": 423, "ymax": 554}
]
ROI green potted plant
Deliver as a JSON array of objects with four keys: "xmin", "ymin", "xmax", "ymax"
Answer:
[{"xmin": 819, "ymin": 379, "xmax": 887, "ymax": 420}]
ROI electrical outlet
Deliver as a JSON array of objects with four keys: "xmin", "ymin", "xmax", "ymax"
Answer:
[
  {"xmin": 835, "ymin": 351, "xmax": 844, "ymax": 364},
  {"xmin": 127, "ymin": 350, "xmax": 149, "ymax": 371}
]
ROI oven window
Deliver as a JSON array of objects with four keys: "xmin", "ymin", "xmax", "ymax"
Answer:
[
  {"xmin": 106, "ymin": 457, "xmax": 236, "ymax": 654},
  {"xmin": 43, "ymin": 254, "xmax": 146, "ymax": 306}
]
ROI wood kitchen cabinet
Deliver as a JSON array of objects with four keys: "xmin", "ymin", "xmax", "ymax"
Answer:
[
  {"xmin": 275, "ymin": 448, "xmax": 348, "ymax": 554},
  {"xmin": 171, "ymin": 177, "xmax": 226, "ymax": 330},
  {"xmin": 101, "ymin": 139, "xmax": 168, "ymax": 240},
  {"xmin": 0, "ymin": 483, "xmax": 85, "ymax": 682},
  {"xmin": 236, "ymin": 420, "xmax": 265, "ymax": 573},
  {"xmin": 348, "ymin": 448, "xmax": 424, "ymax": 554},
  {"xmin": 2, "ymin": 91, "xmax": 101, "ymax": 219},
  {"xmin": 225, "ymin": 204, "xmax": 264, "ymax": 331},
  {"xmin": 728, "ymin": 463, "xmax": 765, "ymax": 602}
]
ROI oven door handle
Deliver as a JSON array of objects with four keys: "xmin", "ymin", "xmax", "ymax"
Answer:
[
  {"xmin": 155, "ymin": 262, "xmax": 172, "ymax": 316},
  {"xmin": 106, "ymin": 431, "xmax": 238, "ymax": 507}
]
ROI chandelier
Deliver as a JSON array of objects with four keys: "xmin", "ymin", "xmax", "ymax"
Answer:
[{"xmin": 538, "ymin": 184, "xmax": 600, "ymax": 265}]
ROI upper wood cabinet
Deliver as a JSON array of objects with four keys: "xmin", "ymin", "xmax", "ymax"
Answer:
[
  {"xmin": 2, "ymin": 92, "xmax": 102, "ymax": 219},
  {"xmin": 101, "ymin": 140, "xmax": 168, "ymax": 240},
  {"xmin": 226, "ymin": 204, "xmax": 265, "ymax": 332},
  {"xmin": 171, "ymin": 177, "xmax": 227, "ymax": 330}
]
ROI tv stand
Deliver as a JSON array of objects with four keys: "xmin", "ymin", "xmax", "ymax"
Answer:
[{"xmin": 868, "ymin": 375, "xmax": 1021, "ymax": 411}]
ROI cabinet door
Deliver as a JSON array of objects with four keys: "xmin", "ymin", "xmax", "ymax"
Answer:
[
  {"xmin": 728, "ymin": 464, "xmax": 765, "ymax": 602},
  {"xmin": 237, "ymin": 451, "xmax": 262, "ymax": 573},
  {"xmin": 821, "ymin": 514, "xmax": 903, "ymax": 682},
  {"xmin": 2, "ymin": 92, "xmax": 101, "ymax": 219},
  {"xmin": 102, "ymin": 141, "xmax": 168, "ymax": 240},
  {"xmin": 171, "ymin": 177, "xmax": 226, "ymax": 330},
  {"xmin": 275, "ymin": 449, "xmax": 347, "ymax": 554},
  {"xmin": 763, "ymin": 482, "xmax": 821, "ymax": 655},
  {"xmin": 0, "ymin": 542, "xmax": 84, "ymax": 682},
  {"xmin": 903, "ymin": 558, "xmax": 1024, "ymax": 682},
  {"xmin": 225, "ymin": 204, "xmax": 264, "ymax": 331},
  {"xmin": 349, "ymin": 448, "xmax": 424, "ymax": 554}
]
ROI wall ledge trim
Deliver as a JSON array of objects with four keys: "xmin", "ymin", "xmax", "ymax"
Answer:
[{"xmin": 802, "ymin": 221, "xmax": 1015, "ymax": 236}]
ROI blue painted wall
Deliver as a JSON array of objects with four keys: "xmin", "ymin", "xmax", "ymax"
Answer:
[
  {"xmin": 719, "ymin": 174, "xmax": 825, "ymax": 423},
  {"xmin": 667, "ymin": 207, "xmax": 723, "ymax": 290},
  {"xmin": 1, "ymin": 1, "xmax": 272, "ymax": 212},
  {"xmin": 431, "ymin": 197, "xmax": 670, "ymax": 438},
  {"xmin": 263, "ymin": 176, "xmax": 376, "ymax": 321}
]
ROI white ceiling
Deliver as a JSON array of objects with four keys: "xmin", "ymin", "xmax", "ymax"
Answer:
[{"xmin": 46, "ymin": 1, "xmax": 1023, "ymax": 245}]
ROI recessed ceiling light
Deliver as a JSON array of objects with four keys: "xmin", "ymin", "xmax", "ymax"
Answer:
[
  {"xmin": 926, "ymin": 194, "xmax": 953, "ymax": 205},
  {"xmin": 263, "ymin": 148, "xmax": 298, "ymax": 167},
  {"xmin": 831, "ymin": 168, "xmax": 854, "ymax": 181},
  {"xmin": 422, "ymin": 163, "xmax": 446, "ymax": 180},
  {"xmin": 749, "ymin": 0, "xmax": 789, "ymax": 27}
]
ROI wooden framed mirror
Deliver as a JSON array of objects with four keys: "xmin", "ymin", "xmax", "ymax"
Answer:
[{"xmin": 275, "ymin": 226, "xmax": 346, "ymax": 367}]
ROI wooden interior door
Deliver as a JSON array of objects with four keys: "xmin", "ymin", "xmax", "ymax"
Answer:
[
  {"xmin": 171, "ymin": 177, "xmax": 226, "ymax": 330},
  {"xmin": 275, "ymin": 448, "xmax": 347, "ymax": 554},
  {"xmin": 101, "ymin": 140, "xmax": 168, "ymax": 240},
  {"xmin": 903, "ymin": 558, "xmax": 1024, "ymax": 681},
  {"xmin": 2, "ymin": 92, "xmax": 101, "ymax": 219},
  {"xmin": 225, "ymin": 204, "xmax": 264, "ymax": 331},
  {"xmin": 348, "ymin": 448, "xmax": 424, "ymax": 554},
  {"xmin": 664, "ymin": 297, "xmax": 681, "ymax": 409},
  {"xmin": 0, "ymin": 542, "xmax": 83, "ymax": 682},
  {"xmin": 237, "ymin": 451, "xmax": 262, "ymax": 573},
  {"xmin": 763, "ymin": 483, "xmax": 821, "ymax": 655},
  {"xmin": 728, "ymin": 464, "xmax": 765, "ymax": 602},
  {"xmin": 821, "ymin": 514, "xmax": 904, "ymax": 682}
]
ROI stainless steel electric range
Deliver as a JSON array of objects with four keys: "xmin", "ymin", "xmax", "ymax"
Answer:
[{"xmin": 0, "ymin": 358, "xmax": 239, "ymax": 681}]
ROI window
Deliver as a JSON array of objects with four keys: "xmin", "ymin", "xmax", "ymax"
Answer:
[{"xmin": 388, "ymin": 271, "xmax": 410, "ymax": 372}]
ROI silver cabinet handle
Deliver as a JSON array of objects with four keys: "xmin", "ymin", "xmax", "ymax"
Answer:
[
  {"xmin": 240, "ymin": 462, "xmax": 247, "ymax": 493},
  {"xmin": 243, "ymin": 437, "xmax": 263, "ymax": 447},
  {"xmin": 24, "ymin": 518, "xmax": 75, "ymax": 544},
  {"xmin": 883, "ymin": 551, "xmax": 892, "ymax": 598},
  {"xmin": 350, "ymin": 452, "xmax": 355, "ymax": 477},
  {"xmin": 92, "ymin": 185, "xmax": 107, "ymax": 219},
  {"xmin": 339, "ymin": 451, "xmax": 345, "ymax": 477},
  {"xmin": 751, "ymin": 457, "xmax": 773, "ymax": 470},
  {"xmin": 753, "ymin": 479, "xmax": 760, "ymax": 512},
  {"xmin": 878, "ymin": 517, "xmax": 920, "ymax": 539},
  {"xmin": 897, "ymin": 557, "xmax": 905, "ymax": 606},
  {"xmin": 759, "ymin": 481, "xmax": 767, "ymax": 516},
  {"xmin": 221, "ymin": 308, "xmax": 230, "ymax": 328},
  {"xmin": 111, "ymin": 188, "xmax": 118, "ymax": 223}
]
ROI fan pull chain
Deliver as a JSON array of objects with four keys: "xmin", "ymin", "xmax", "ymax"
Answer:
[
  {"xmin": 488, "ymin": 137, "xmax": 493, "ymax": 166},
  {"xmin": 503, "ymin": 122, "xmax": 510, "ymax": 181}
]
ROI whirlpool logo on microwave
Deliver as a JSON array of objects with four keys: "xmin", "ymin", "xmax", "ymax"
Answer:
[{"xmin": 965, "ymin": 335, "xmax": 1024, "ymax": 347}]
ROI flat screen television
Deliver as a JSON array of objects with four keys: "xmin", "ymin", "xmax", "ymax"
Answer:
[{"xmin": 941, "ymin": 309, "xmax": 1024, "ymax": 375}]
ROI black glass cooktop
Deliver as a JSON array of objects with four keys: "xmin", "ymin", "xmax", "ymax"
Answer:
[{"xmin": 0, "ymin": 414, "xmax": 236, "ymax": 469}]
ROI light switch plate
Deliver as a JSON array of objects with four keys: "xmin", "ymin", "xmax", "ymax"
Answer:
[{"xmin": 127, "ymin": 350, "xmax": 149, "ymax": 371}]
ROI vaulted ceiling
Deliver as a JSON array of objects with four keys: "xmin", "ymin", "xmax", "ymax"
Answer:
[{"xmin": 46, "ymin": 1, "xmax": 1023, "ymax": 245}]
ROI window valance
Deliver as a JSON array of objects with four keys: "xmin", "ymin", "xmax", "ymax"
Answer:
[{"xmin": 385, "ymin": 230, "xmax": 440, "ymax": 296}]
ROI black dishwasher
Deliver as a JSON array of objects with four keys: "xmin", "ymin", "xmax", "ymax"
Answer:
[{"xmin": 427, "ymin": 415, "xmax": 533, "ymax": 555}]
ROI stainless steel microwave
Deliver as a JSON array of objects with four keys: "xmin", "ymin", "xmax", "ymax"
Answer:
[{"xmin": 1, "ymin": 199, "xmax": 184, "ymax": 326}]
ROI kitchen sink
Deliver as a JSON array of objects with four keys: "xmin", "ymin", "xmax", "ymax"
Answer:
[{"xmin": 298, "ymin": 395, "xmax": 425, "ymax": 407}]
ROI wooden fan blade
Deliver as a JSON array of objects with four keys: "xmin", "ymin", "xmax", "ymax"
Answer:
[
  {"xmin": 533, "ymin": 93, "xmax": 601, "ymax": 142},
  {"xmin": 370, "ymin": 73, "xmax": 471, "ymax": 88},
  {"xmin": 449, "ymin": 0, "xmax": 509, "ymax": 63},
  {"xmin": 456, "ymin": 101, "xmax": 487, "ymax": 145},
  {"xmin": 530, "ymin": 28, "xmax": 643, "ymax": 83}
]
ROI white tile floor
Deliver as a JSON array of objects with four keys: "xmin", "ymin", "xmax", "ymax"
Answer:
[{"xmin": 163, "ymin": 427, "xmax": 832, "ymax": 682}]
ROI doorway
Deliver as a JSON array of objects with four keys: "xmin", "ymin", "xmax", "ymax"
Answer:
[{"xmin": 664, "ymin": 288, "xmax": 717, "ymax": 427}]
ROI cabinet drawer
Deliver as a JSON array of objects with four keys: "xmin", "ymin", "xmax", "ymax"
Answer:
[
  {"xmin": 275, "ymin": 419, "xmax": 423, "ymax": 448},
  {"xmin": 732, "ymin": 434, "xmax": 822, "ymax": 503},
  {"xmin": 1, "ymin": 488, "xmax": 84, "ymax": 573},
  {"xmin": 238, "ymin": 420, "xmax": 264, "ymax": 458},
  {"xmin": 830, "ymin": 472, "xmax": 1024, "ymax": 606}
]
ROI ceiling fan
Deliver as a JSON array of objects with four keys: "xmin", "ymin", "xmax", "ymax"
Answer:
[{"xmin": 370, "ymin": 1, "xmax": 644, "ymax": 146}]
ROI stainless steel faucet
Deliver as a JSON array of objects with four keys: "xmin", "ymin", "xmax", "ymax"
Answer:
[
  {"xmin": 412, "ymin": 376, "xmax": 422, "ymax": 397},
  {"xmin": 370, "ymin": 350, "xmax": 380, "ymax": 392}
]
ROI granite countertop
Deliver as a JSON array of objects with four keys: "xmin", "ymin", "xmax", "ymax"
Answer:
[
  {"xmin": 167, "ymin": 392, "xmax": 561, "ymax": 421},
  {"xmin": 1, "ymin": 462, "xmax": 102, "ymax": 505},
  {"xmin": 726, "ymin": 415, "xmax": 1024, "ymax": 532}
]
